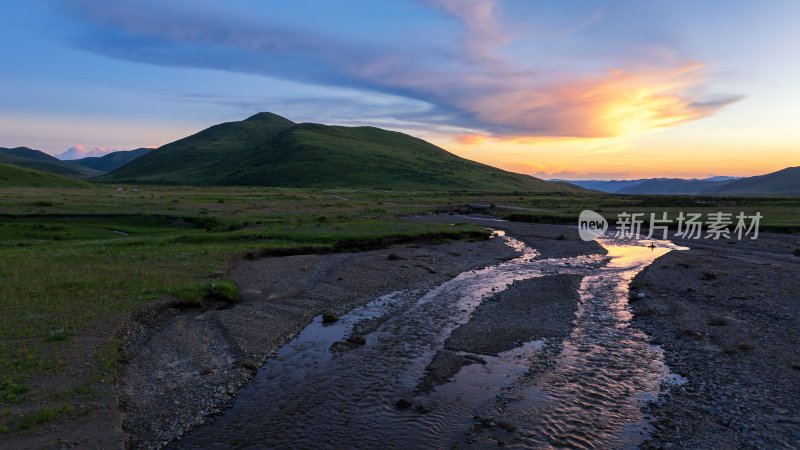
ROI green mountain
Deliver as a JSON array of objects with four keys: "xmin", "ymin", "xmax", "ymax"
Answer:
[
  {"xmin": 0, "ymin": 147, "xmax": 101, "ymax": 178},
  {"xmin": 72, "ymin": 148, "xmax": 152, "ymax": 172},
  {"xmin": 0, "ymin": 163, "xmax": 91, "ymax": 188},
  {"xmin": 708, "ymin": 167, "xmax": 800, "ymax": 194},
  {"xmin": 105, "ymin": 113, "xmax": 575, "ymax": 191}
]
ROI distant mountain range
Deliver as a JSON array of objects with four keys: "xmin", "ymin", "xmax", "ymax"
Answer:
[
  {"xmin": 104, "ymin": 112, "xmax": 573, "ymax": 191},
  {"xmin": 560, "ymin": 176, "xmax": 742, "ymax": 193},
  {"xmin": 617, "ymin": 178, "xmax": 735, "ymax": 195},
  {"xmin": 559, "ymin": 171, "xmax": 800, "ymax": 195},
  {"xmin": 70, "ymin": 148, "xmax": 152, "ymax": 172},
  {"xmin": 0, "ymin": 147, "xmax": 101, "ymax": 178}
]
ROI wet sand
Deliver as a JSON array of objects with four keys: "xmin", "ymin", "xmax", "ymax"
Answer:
[{"xmin": 417, "ymin": 275, "xmax": 583, "ymax": 393}]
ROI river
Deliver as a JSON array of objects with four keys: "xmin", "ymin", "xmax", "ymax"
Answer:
[{"xmin": 171, "ymin": 230, "xmax": 686, "ymax": 449}]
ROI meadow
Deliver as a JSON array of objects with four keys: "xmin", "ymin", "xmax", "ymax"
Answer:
[{"xmin": 1, "ymin": 184, "xmax": 798, "ymax": 434}]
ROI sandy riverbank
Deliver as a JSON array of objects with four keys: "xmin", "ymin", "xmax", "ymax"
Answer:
[{"xmin": 630, "ymin": 232, "xmax": 800, "ymax": 448}]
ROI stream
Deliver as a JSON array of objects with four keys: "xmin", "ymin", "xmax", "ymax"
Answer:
[{"xmin": 171, "ymin": 231, "xmax": 686, "ymax": 449}]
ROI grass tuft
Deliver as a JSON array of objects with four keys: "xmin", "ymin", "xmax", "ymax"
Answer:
[
  {"xmin": 0, "ymin": 378, "xmax": 29, "ymax": 404},
  {"xmin": 202, "ymin": 279, "xmax": 240, "ymax": 303}
]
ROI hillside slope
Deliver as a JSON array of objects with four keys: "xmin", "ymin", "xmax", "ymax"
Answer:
[
  {"xmin": 0, "ymin": 163, "xmax": 91, "ymax": 188},
  {"xmin": 72, "ymin": 148, "xmax": 152, "ymax": 172},
  {"xmin": 105, "ymin": 113, "xmax": 574, "ymax": 191},
  {"xmin": 0, "ymin": 147, "xmax": 100, "ymax": 178},
  {"xmin": 709, "ymin": 167, "xmax": 800, "ymax": 194}
]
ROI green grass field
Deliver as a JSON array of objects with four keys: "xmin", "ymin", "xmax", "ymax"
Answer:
[
  {"xmin": 497, "ymin": 194, "xmax": 800, "ymax": 233},
  {"xmin": 1, "ymin": 184, "xmax": 798, "ymax": 434}
]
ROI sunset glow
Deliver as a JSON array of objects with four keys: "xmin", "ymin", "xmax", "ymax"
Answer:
[{"xmin": 1, "ymin": 1, "xmax": 799, "ymax": 179}]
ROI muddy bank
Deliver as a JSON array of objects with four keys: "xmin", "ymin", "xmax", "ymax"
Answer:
[
  {"xmin": 120, "ymin": 235, "xmax": 519, "ymax": 448},
  {"xmin": 418, "ymin": 275, "xmax": 583, "ymax": 392},
  {"xmin": 630, "ymin": 232, "xmax": 800, "ymax": 448}
]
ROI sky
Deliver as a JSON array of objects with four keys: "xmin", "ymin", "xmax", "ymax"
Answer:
[{"xmin": 0, "ymin": 0, "xmax": 798, "ymax": 179}]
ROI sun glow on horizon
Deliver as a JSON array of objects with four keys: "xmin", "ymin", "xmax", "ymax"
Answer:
[{"xmin": 436, "ymin": 128, "xmax": 800, "ymax": 181}]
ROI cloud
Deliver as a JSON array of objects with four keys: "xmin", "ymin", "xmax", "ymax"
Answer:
[
  {"xmin": 423, "ymin": 0, "xmax": 508, "ymax": 62},
  {"xmin": 56, "ymin": 145, "xmax": 118, "ymax": 160},
  {"xmin": 464, "ymin": 63, "xmax": 745, "ymax": 138},
  {"xmin": 50, "ymin": 0, "xmax": 743, "ymax": 140}
]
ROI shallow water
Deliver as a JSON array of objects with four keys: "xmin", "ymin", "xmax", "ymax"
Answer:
[{"xmin": 172, "ymin": 232, "xmax": 685, "ymax": 449}]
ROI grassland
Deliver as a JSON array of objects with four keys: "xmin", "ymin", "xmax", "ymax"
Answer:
[
  {"xmin": 497, "ymin": 193, "xmax": 800, "ymax": 233},
  {"xmin": 1, "ymin": 184, "xmax": 798, "ymax": 437}
]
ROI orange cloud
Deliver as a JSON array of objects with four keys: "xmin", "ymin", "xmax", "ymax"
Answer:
[
  {"xmin": 463, "ymin": 63, "xmax": 743, "ymax": 139},
  {"xmin": 452, "ymin": 133, "xmax": 488, "ymax": 145}
]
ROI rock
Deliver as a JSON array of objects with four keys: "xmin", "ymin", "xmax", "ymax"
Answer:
[
  {"xmin": 347, "ymin": 335, "xmax": 366, "ymax": 346},
  {"xmin": 329, "ymin": 341, "xmax": 352, "ymax": 352},
  {"xmin": 497, "ymin": 420, "xmax": 516, "ymax": 432},
  {"xmin": 241, "ymin": 361, "xmax": 259, "ymax": 371},
  {"xmin": 396, "ymin": 398, "xmax": 412, "ymax": 409},
  {"xmin": 322, "ymin": 313, "xmax": 339, "ymax": 324}
]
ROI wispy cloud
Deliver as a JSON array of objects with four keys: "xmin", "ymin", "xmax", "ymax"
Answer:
[
  {"xmin": 49, "ymin": 0, "xmax": 743, "ymax": 140},
  {"xmin": 423, "ymin": 0, "xmax": 508, "ymax": 63}
]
